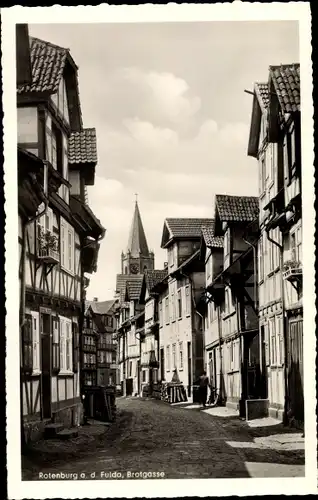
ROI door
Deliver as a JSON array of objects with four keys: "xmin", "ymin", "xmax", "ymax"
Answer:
[
  {"xmin": 41, "ymin": 313, "xmax": 52, "ymax": 418},
  {"xmin": 260, "ymin": 326, "xmax": 268, "ymax": 399},
  {"xmin": 287, "ymin": 318, "xmax": 304, "ymax": 423}
]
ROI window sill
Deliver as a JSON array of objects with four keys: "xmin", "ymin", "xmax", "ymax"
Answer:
[
  {"xmin": 58, "ymin": 371, "xmax": 74, "ymax": 377},
  {"xmin": 30, "ymin": 370, "xmax": 41, "ymax": 377}
]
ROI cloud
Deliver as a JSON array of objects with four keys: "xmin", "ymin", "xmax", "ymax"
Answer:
[{"xmin": 101, "ymin": 67, "xmax": 201, "ymax": 129}]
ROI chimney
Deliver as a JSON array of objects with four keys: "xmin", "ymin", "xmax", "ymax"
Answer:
[{"xmin": 93, "ymin": 297, "xmax": 98, "ymax": 302}]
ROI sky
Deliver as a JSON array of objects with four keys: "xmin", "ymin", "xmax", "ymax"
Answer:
[{"xmin": 29, "ymin": 21, "xmax": 299, "ymax": 301}]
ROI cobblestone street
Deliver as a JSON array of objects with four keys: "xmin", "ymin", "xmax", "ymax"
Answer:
[{"xmin": 23, "ymin": 397, "xmax": 305, "ymax": 480}]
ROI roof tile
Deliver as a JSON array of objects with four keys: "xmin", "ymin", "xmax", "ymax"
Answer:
[
  {"xmin": 215, "ymin": 194, "xmax": 259, "ymax": 223},
  {"xmin": 166, "ymin": 218, "xmax": 214, "ymax": 239},
  {"xmin": 201, "ymin": 223, "xmax": 223, "ymax": 249},
  {"xmin": 68, "ymin": 128, "xmax": 98, "ymax": 164},
  {"xmin": 255, "ymin": 82, "xmax": 269, "ymax": 110},
  {"xmin": 269, "ymin": 63, "xmax": 300, "ymax": 113},
  {"xmin": 17, "ymin": 37, "xmax": 68, "ymax": 94},
  {"xmin": 116, "ymin": 274, "xmax": 144, "ymax": 303},
  {"xmin": 145, "ymin": 270, "xmax": 168, "ymax": 292}
]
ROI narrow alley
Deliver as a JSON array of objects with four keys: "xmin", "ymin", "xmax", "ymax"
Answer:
[{"xmin": 23, "ymin": 398, "xmax": 305, "ymax": 481}]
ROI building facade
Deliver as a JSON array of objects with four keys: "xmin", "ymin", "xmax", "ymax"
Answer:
[
  {"xmin": 82, "ymin": 299, "xmax": 118, "ymax": 389},
  {"xmin": 205, "ymin": 196, "xmax": 260, "ymax": 417},
  {"xmin": 18, "ymin": 34, "xmax": 104, "ymax": 441},
  {"xmin": 158, "ymin": 218, "xmax": 211, "ymax": 397},
  {"xmin": 248, "ymin": 63, "xmax": 302, "ymax": 426},
  {"xmin": 140, "ymin": 270, "xmax": 167, "ymax": 396}
]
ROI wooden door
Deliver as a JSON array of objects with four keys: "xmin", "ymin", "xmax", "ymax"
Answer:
[
  {"xmin": 287, "ymin": 318, "xmax": 304, "ymax": 423},
  {"xmin": 41, "ymin": 312, "xmax": 52, "ymax": 418}
]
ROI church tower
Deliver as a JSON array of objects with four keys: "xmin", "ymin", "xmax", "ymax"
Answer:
[{"xmin": 121, "ymin": 199, "xmax": 154, "ymax": 275}]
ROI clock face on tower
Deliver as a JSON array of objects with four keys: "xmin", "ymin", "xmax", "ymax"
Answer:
[{"xmin": 130, "ymin": 263, "xmax": 139, "ymax": 274}]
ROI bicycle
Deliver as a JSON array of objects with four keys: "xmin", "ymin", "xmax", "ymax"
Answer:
[{"xmin": 207, "ymin": 385, "xmax": 220, "ymax": 407}]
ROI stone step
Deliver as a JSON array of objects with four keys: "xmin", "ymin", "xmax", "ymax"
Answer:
[
  {"xmin": 44, "ymin": 423, "xmax": 64, "ymax": 439},
  {"xmin": 56, "ymin": 428, "xmax": 79, "ymax": 440}
]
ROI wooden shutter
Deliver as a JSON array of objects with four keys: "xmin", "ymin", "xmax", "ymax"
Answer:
[
  {"xmin": 22, "ymin": 314, "xmax": 33, "ymax": 373},
  {"xmin": 72, "ymin": 322, "xmax": 79, "ymax": 373}
]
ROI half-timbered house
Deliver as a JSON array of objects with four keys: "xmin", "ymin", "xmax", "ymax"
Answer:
[
  {"xmin": 17, "ymin": 35, "xmax": 104, "ymax": 441},
  {"xmin": 248, "ymin": 63, "xmax": 303, "ymax": 427},
  {"xmin": 206, "ymin": 195, "xmax": 260, "ymax": 417}
]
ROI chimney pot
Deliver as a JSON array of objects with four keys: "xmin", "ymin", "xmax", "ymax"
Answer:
[{"xmin": 93, "ymin": 297, "xmax": 98, "ymax": 302}]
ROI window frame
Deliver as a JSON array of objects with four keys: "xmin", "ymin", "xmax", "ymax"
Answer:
[
  {"xmin": 185, "ymin": 285, "xmax": 191, "ymax": 316},
  {"xmin": 177, "ymin": 289, "xmax": 182, "ymax": 319},
  {"xmin": 179, "ymin": 342, "xmax": 183, "ymax": 370}
]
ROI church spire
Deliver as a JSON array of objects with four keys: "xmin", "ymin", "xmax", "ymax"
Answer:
[{"xmin": 127, "ymin": 198, "xmax": 150, "ymax": 258}]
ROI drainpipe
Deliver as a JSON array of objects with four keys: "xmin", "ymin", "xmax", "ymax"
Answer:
[
  {"xmin": 20, "ymin": 164, "xmax": 49, "ymax": 452},
  {"xmin": 265, "ymin": 226, "xmax": 288, "ymax": 426}
]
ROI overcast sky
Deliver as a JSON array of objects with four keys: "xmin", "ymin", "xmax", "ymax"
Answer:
[{"xmin": 29, "ymin": 21, "xmax": 299, "ymax": 301}]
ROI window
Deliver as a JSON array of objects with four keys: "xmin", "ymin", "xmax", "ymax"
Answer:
[
  {"xmin": 168, "ymin": 247, "xmax": 174, "ymax": 267},
  {"xmin": 185, "ymin": 285, "xmax": 191, "ymax": 316},
  {"xmin": 224, "ymin": 229, "xmax": 230, "ymax": 257},
  {"xmin": 142, "ymin": 370, "xmax": 146, "ymax": 383},
  {"xmin": 259, "ymin": 236, "xmax": 264, "ymax": 281},
  {"xmin": 179, "ymin": 342, "xmax": 183, "ymax": 370},
  {"xmin": 290, "ymin": 224, "xmax": 302, "ymax": 263},
  {"xmin": 269, "ymin": 239, "xmax": 275, "ymax": 273},
  {"xmin": 22, "ymin": 314, "xmax": 33, "ymax": 372},
  {"xmin": 269, "ymin": 317, "xmax": 276, "ymax": 365},
  {"xmin": 277, "ymin": 316, "xmax": 284, "ymax": 366},
  {"xmin": 72, "ymin": 322, "xmax": 79, "ymax": 373},
  {"xmin": 60, "ymin": 318, "xmax": 73, "ymax": 373},
  {"xmin": 209, "ymin": 302, "xmax": 214, "ymax": 323},
  {"xmin": 177, "ymin": 289, "xmax": 182, "ymax": 319},
  {"xmin": 225, "ymin": 288, "xmax": 231, "ymax": 312},
  {"xmin": 260, "ymin": 155, "xmax": 266, "ymax": 193},
  {"xmin": 30, "ymin": 312, "xmax": 40, "ymax": 373},
  {"xmin": 172, "ymin": 344, "xmax": 176, "ymax": 369},
  {"xmin": 51, "ymin": 128, "xmax": 58, "ymax": 170},
  {"xmin": 171, "ymin": 293, "xmax": 176, "ymax": 321},
  {"xmin": 60, "ymin": 218, "xmax": 74, "ymax": 274},
  {"xmin": 52, "ymin": 316, "xmax": 60, "ymax": 371},
  {"xmin": 166, "ymin": 345, "xmax": 171, "ymax": 371},
  {"xmin": 165, "ymin": 297, "xmax": 169, "ymax": 325},
  {"xmin": 129, "ymin": 361, "xmax": 133, "ymax": 377},
  {"xmin": 159, "ymin": 301, "xmax": 163, "ymax": 327},
  {"xmin": 284, "ymin": 124, "xmax": 297, "ymax": 183},
  {"xmin": 84, "ymin": 372, "xmax": 96, "ymax": 386}
]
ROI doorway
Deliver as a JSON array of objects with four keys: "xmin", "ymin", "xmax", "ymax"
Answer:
[{"xmin": 41, "ymin": 312, "xmax": 52, "ymax": 418}]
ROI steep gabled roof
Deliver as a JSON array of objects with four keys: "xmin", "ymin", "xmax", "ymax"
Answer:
[
  {"xmin": 17, "ymin": 37, "xmax": 71, "ymax": 94},
  {"xmin": 161, "ymin": 218, "xmax": 214, "ymax": 248},
  {"xmin": 116, "ymin": 273, "xmax": 144, "ymax": 303},
  {"xmin": 90, "ymin": 299, "xmax": 117, "ymax": 315},
  {"xmin": 214, "ymin": 195, "xmax": 259, "ymax": 235},
  {"xmin": 201, "ymin": 223, "xmax": 223, "ymax": 249},
  {"xmin": 254, "ymin": 82, "xmax": 269, "ymax": 111},
  {"xmin": 127, "ymin": 202, "xmax": 150, "ymax": 257},
  {"xmin": 68, "ymin": 128, "xmax": 98, "ymax": 165},
  {"xmin": 269, "ymin": 63, "xmax": 300, "ymax": 113},
  {"xmin": 125, "ymin": 275, "xmax": 144, "ymax": 301},
  {"xmin": 144, "ymin": 270, "xmax": 168, "ymax": 293},
  {"xmin": 17, "ymin": 36, "xmax": 83, "ymax": 130}
]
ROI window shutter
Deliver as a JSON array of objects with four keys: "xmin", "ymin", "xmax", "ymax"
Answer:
[
  {"xmin": 22, "ymin": 314, "xmax": 33, "ymax": 373},
  {"xmin": 51, "ymin": 316, "xmax": 60, "ymax": 372},
  {"xmin": 72, "ymin": 322, "xmax": 79, "ymax": 373}
]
